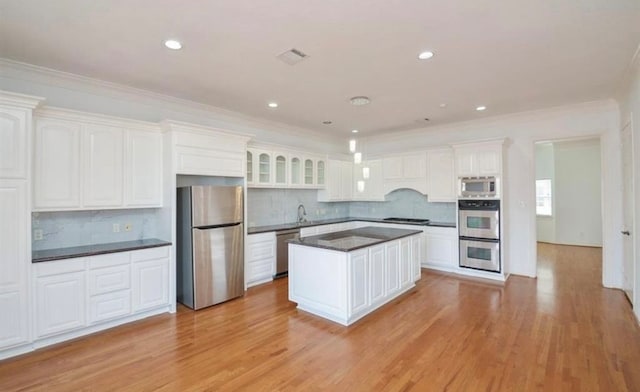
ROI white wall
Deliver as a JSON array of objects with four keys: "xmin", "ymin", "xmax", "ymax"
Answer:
[
  {"xmin": 617, "ymin": 46, "xmax": 640, "ymax": 321},
  {"xmin": 363, "ymin": 101, "xmax": 621, "ymax": 287},
  {"xmin": 535, "ymin": 143, "xmax": 555, "ymax": 242},
  {"xmin": 553, "ymin": 139, "xmax": 602, "ymax": 246}
]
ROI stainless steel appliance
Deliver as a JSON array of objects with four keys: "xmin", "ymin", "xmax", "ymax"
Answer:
[
  {"xmin": 383, "ymin": 217, "xmax": 430, "ymax": 224},
  {"xmin": 460, "ymin": 176, "xmax": 497, "ymax": 198},
  {"xmin": 458, "ymin": 199, "xmax": 500, "ymax": 272},
  {"xmin": 177, "ymin": 185, "xmax": 244, "ymax": 309},
  {"xmin": 275, "ymin": 228, "xmax": 299, "ymax": 278}
]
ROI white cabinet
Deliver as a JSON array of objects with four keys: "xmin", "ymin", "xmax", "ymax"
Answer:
[
  {"xmin": 348, "ymin": 250, "xmax": 369, "ymax": 317},
  {"xmin": 385, "ymin": 241, "xmax": 401, "ymax": 296},
  {"xmin": 246, "ymin": 145, "xmax": 326, "ymax": 189},
  {"xmin": 369, "ymin": 244, "xmax": 386, "ymax": 306},
  {"xmin": 34, "ymin": 118, "xmax": 81, "ymax": 209},
  {"xmin": 399, "ymin": 237, "xmax": 412, "ymax": 288},
  {"xmin": 382, "ymin": 152, "xmax": 427, "ymax": 194},
  {"xmin": 453, "ymin": 140, "xmax": 504, "ymax": 178},
  {"xmin": 0, "ymin": 107, "xmax": 28, "ymax": 178},
  {"xmin": 304, "ymin": 158, "xmax": 315, "ymax": 186},
  {"xmin": 290, "ymin": 155, "xmax": 302, "ymax": 187},
  {"xmin": 246, "ymin": 232, "xmax": 276, "ymax": 287},
  {"xmin": 274, "ymin": 153, "xmax": 288, "ymax": 186},
  {"xmin": 318, "ymin": 160, "xmax": 352, "ymax": 201},
  {"xmin": 35, "ymin": 259, "xmax": 87, "ymax": 338},
  {"xmin": 411, "ymin": 235, "xmax": 422, "ymax": 281},
  {"xmin": 34, "ymin": 109, "xmax": 164, "ymax": 211},
  {"xmin": 426, "ymin": 149, "xmax": 456, "ymax": 202},
  {"xmin": 83, "ymin": 124, "xmax": 124, "ymax": 207},
  {"xmin": 131, "ymin": 248, "xmax": 170, "ymax": 312},
  {"xmin": 0, "ymin": 180, "xmax": 29, "ymax": 350},
  {"xmin": 353, "ymin": 160, "xmax": 385, "ymax": 201},
  {"xmin": 423, "ymin": 226, "xmax": 459, "ymax": 270},
  {"xmin": 316, "ymin": 160, "xmax": 326, "ymax": 187},
  {"xmin": 246, "ymin": 151, "xmax": 254, "ymax": 185},
  {"xmin": 254, "ymin": 149, "xmax": 273, "ymax": 186},
  {"xmin": 125, "ymin": 129, "xmax": 162, "ymax": 207}
]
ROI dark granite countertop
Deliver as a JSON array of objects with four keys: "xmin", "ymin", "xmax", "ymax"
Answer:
[
  {"xmin": 32, "ymin": 238, "xmax": 172, "ymax": 263},
  {"xmin": 248, "ymin": 217, "xmax": 455, "ymax": 234},
  {"xmin": 287, "ymin": 226, "xmax": 422, "ymax": 252}
]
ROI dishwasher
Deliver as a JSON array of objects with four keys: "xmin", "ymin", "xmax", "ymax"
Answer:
[{"xmin": 275, "ymin": 228, "xmax": 300, "ymax": 278}]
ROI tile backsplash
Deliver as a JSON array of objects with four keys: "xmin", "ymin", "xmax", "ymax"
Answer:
[
  {"xmin": 247, "ymin": 188, "xmax": 456, "ymax": 227},
  {"xmin": 32, "ymin": 209, "xmax": 162, "ymax": 251}
]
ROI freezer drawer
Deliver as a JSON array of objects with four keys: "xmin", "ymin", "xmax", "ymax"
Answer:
[{"xmin": 190, "ymin": 223, "xmax": 244, "ymax": 309}]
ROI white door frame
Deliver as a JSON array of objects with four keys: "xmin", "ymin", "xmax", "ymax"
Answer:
[{"xmin": 621, "ymin": 119, "xmax": 636, "ymax": 306}]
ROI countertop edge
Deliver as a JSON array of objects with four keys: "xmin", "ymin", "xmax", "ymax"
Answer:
[
  {"xmin": 32, "ymin": 239, "xmax": 172, "ymax": 263},
  {"xmin": 248, "ymin": 218, "xmax": 456, "ymax": 234},
  {"xmin": 288, "ymin": 227, "xmax": 423, "ymax": 253}
]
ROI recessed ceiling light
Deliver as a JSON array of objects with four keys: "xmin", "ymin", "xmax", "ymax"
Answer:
[
  {"xmin": 439, "ymin": 103, "xmax": 447, "ymax": 108},
  {"xmin": 268, "ymin": 102, "xmax": 279, "ymax": 108},
  {"xmin": 349, "ymin": 96, "xmax": 371, "ymax": 106},
  {"xmin": 322, "ymin": 121, "xmax": 332, "ymax": 125},
  {"xmin": 351, "ymin": 129, "xmax": 359, "ymax": 133},
  {"xmin": 164, "ymin": 39, "xmax": 182, "ymax": 50},
  {"xmin": 476, "ymin": 106, "xmax": 487, "ymax": 111},
  {"xmin": 418, "ymin": 51, "xmax": 434, "ymax": 60}
]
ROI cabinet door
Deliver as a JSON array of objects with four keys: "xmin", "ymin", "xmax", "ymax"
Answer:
[
  {"xmin": 383, "ymin": 156, "xmax": 403, "ymax": 179},
  {"xmin": 0, "ymin": 107, "xmax": 28, "ymax": 178},
  {"xmin": 304, "ymin": 159, "xmax": 314, "ymax": 186},
  {"xmin": 411, "ymin": 235, "xmax": 422, "ymax": 281},
  {"xmin": 290, "ymin": 156, "xmax": 302, "ymax": 186},
  {"xmin": 274, "ymin": 154, "xmax": 288, "ymax": 186},
  {"xmin": 369, "ymin": 245, "xmax": 386, "ymax": 305},
  {"xmin": 83, "ymin": 124, "xmax": 124, "ymax": 207},
  {"xmin": 427, "ymin": 149, "xmax": 456, "ymax": 202},
  {"xmin": 455, "ymin": 150, "xmax": 475, "ymax": 177},
  {"xmin": 88, "ymin": 290, "xmax": 131, "ymax": 324},
  {"xmin": 341, "ymin": 161, "xmax": 353, "ymax": 200},
  {"xmin": 246, "ymin": 151, "xmax": 254, "ymax": 185},
  {"xmin": 399, "ymin": 238, "xmax": 412, "ymax": 288},
  {"xmin": 34, "ymin": 118, "xmax": 81, "ymax": 209},
  {"xmin": 125, "ymin": 130, "xmax": 162, "ymax": 207},
  {"xmin": 403, "ymin": 154, "xmax": 426, "ymax": 179},
  {"xmin": 257, "ymin": 152, "xmax": 272, "ymax": 185},
  {"xmin": 316, "ymin": 160, "xmax": 326, "ymax": 188},
  {"xmin": 349, "ymin": 250, "xmax": 369, "ymax": 316},
  {"xmin": 385, "ymin": 242, "xmax": 401, "ymax": 296},
  {"xmin": 425, "ymin": 232, "xmax": 458, "ymax": 267},
  {"xmin": 0, "ymin": 180, "xmax": 29, "ymax": 348},
  {"xmin": 477, "ymin": 149, "xmax": 501, "ymax": 176},
  {"xmin": 132, "ymin": 258, "xmax": 169, "ymax": 312},
  {"xmin": 35, "ymin": 272, "xmax": 86, "ymax": 338}
]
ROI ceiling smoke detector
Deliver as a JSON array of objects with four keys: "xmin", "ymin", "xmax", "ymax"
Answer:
[
  {"xmin": 349, "ymin": 96, "xmax": 371, "ymax": 106},
  {"xmin": 277, "ymin": 48, "xmax": 308, "ymax": 65}
]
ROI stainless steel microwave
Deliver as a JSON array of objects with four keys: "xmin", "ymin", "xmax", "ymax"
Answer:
[{"xmin": 460, "ymin": 176, "xmax": 497, "ymax": 198}]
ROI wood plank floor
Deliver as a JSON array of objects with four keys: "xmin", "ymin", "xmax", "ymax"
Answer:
[{"xmin": 1, "ymin": 243, "xmax": 639, "ymax": 391}]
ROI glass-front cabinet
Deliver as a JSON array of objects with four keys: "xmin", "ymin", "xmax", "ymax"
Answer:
[
  {"xmin": 275, "ymin": 154, "xmax": 287, "ymax": 186},
  {"xmin": 258, "ymin": 152, "xmax": 271, "ymax": 185},
  {"xmin": 246, "ymin": 151, "xmax": 253, "ymax": 185},
  {"xmin": 290, "ymin": 156, "xmax": 302, "ymax": 187},
  {"xmin": 316, "ymin": 159, "xmax": 325, "ymax": 187},
  {"xmin": 304, "ymin": 159, "xmax": 314, "ymax": 186}
]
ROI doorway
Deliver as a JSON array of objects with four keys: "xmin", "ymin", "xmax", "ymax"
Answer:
[{"xmin": 534, "ymin": 137, "xmax": 603, "ymax": 279}]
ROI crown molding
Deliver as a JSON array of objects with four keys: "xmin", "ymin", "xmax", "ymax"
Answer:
[
  {"xmin": 0, "ymin": 58, "xmax": 340, "ymax": 145},
  {"xmin": 161, "ymin": 119, "xmax": 253, "ymax": 141},
  {"xmin": 35, "ymin": 106, "xmax": 161, "ymax": 131},
  {"xmin": 0, "ymin": 90, "xmax": 45, "ymax": 109}
]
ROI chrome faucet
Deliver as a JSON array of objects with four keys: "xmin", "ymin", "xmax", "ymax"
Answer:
[{"xmin": 297, "ymin": 204, "xmax": 307, "ymax": 223}]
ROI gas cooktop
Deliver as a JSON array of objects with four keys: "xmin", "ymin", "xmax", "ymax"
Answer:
[{"xmin": 382, "ymin": 217, "xmax": 430, "ymax": 224}]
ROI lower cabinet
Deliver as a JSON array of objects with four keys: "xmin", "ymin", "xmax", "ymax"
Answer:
[
  {"xmin": 348, "ymin": 250, "xmax": 369, "ymax": 316},
  {"xmin": 246, "ymin": 232, "xmax": 276, "ymax": 287},
  {"xmin": 423, "ymin": 227, "xmax": 458, "ymax": 270},
  {"xmin": 369, "ymin": 245, "xmax": 386, "ymax": 306},
  {"xmin": 32, "ymin": 246, "xmax": 171, "ymax": 343}
]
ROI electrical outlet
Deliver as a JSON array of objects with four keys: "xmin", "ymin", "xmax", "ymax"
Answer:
[
  {"xmin": 124, "ymin": 223, "xmax": 132, "ymax": 232},
  {"xmin": 113, "ymin": 223, "xmax": 120, "ymax": 233},
  {"xmin": 33, "ymin": 229, "xmax": 43, "ymax": 241}
]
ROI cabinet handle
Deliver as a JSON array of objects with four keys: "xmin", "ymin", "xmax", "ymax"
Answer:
[{"xmin": 621, "ymin": 230, "xmax": 631, "ymax": 236}]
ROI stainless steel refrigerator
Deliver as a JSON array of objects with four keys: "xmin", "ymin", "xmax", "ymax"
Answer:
[{"xmin": 177, "ymin": 185, "xmax": 244, "ymax": 310}]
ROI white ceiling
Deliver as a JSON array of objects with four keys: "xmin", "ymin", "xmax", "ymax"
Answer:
[{"xmin": 1, "ymin": 0, "xmax": 639, "ymax": 138}]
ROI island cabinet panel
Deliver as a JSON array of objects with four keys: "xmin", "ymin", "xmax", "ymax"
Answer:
[
  {"xmin": 411, "ymin": 236, "xmax": 422, "ymax": 281},
  {"xmin": 289, "ymin": 231, "xmax": 420, "ymax": 326},
  {"xmin": 369, "ymin": 244, "xmax": 386, "ymax": 306},
  {"xmin": 348, "ymin": 250, "xmax": 369, "ymax": 317}
]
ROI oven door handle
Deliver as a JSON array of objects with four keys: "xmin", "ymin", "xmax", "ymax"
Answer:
[{"xmin": 459, "ymin": 236, "xmax": 500, "ymax": 243}]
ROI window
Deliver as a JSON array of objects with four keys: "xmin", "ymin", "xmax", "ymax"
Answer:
[{"xmin": 536, "ymin": 179, "xmax": 552, "ymax": 216}]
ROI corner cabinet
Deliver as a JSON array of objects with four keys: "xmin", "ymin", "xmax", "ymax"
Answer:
[
  {"xmin": 33, "ymin": 108, "xmax": 164, "ymax": 211},
  {"xmin": 0, "ymin": 91, "xmax": 42, "ymax": 358}
]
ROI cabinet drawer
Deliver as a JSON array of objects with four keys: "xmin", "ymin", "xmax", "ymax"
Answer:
[
  {"xmin": 88, "ymin": 264, "xmax": 130, "ymax": 296},
  {"xmin": 247, "ymin": 261, "xmax": 273, "ymax": 281},
  {"xmin": 131, "ymin": 246, "xmax": 169, "ymax": 262},
  {"xmin": 88, "ymin": 252, "xmax": 129, "ymax": 269},
  {"xmin": 247, "ymin": 241, "xmax": 275, "ymax": 261},
  {"xmin": 35, "ymin": 258, "xmax": 86, "ymax": 277},
  {"xmin": 88, "ymin": 290, "xmax": 131, "ymax": 324}
]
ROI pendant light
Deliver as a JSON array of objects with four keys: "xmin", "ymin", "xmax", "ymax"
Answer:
[
  {"xmin": 362, "ymin": 166, "xmax": 370, "ymax": 179},
  {"xmin": 357, "ymin": 180, "xmax": 365, "ymax": 193},
  {"xmin": 349, "ymin": 139, "xmax": 357, "ymax": 153},
  {"xmin": 354, "ymin": 152, "xmax": 362, "ymax": 164}
]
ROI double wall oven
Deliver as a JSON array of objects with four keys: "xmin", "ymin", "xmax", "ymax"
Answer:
[{"xmin": 458, "ymin": 199, "xmax": 500, "ymax": 273}]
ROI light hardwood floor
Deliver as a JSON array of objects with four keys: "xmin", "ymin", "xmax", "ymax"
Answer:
[{"xmin": 1, "ymin": 243, "xmax": 639, "ymax": 391}]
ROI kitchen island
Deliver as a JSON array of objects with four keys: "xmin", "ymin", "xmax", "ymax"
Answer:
[{"xmin": 288, "ymin": 226, "xmax": 422, "ymax": 326}]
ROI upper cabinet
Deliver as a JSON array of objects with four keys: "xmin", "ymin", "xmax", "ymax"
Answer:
[
  {"xmin": 318, "ymin": 160, "xmax": 352, "ymax": 201},
  {"xmin": 382, "ymin": 152, "xmax": 427, "ymax": 194},
  {"xmin": 33, "ymin": 108, "xmax": 164, "ymax": 211},
  {"xmin": 246, "ymin": 144, "xmax": 326, "ymax": 189},
  {"xmin": 426, "ymin": 149, "xmax": 456, "ymax": 202},
  {"xmin": 353, "ymin": 160, "xmax": 385, "ymax": 201},
  {"xmin": 453, "ymin": 140, "xmax": 504, "ymax": 178}
]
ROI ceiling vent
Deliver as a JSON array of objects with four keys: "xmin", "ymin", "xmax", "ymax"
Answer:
[{"xmin": 277, "ymin": 48, "xmax": 308, "ymax": 65}]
